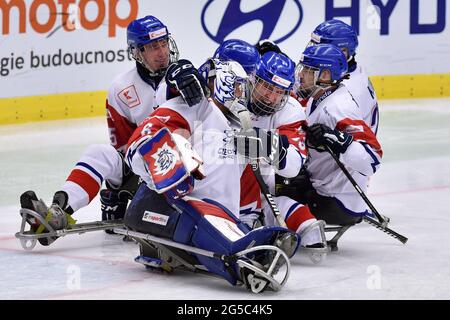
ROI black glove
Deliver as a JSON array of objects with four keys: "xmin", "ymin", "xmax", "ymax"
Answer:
[
  {"xmin": 234, "ymin": 127, "xmax": 290, "ymax": 169},
  {"xmin": 165, "ymin": 59, "xmax": 208, "ymax": 107},
  {"xmin": 304, "ymin": 123, "xmax": 353, "ymax": 155},
  {"xmin": 255, "ymin": 39, "xmax": 282, "ymax": 55}
]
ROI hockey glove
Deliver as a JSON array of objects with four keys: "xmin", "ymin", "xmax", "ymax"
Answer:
[
  {"xmin": 304, "ymin": 123, "xmax": 353, "ymax": 155},
  {"xmin": 255, "ymin": 39, "xmax": 282, "ymax": 55},
  {"xmin": 234, "ymin": 127, "xmax": 289, "ymax": 169},
  {"xmin": 166, "ymin": 59, "xmax": 209, "ymax": 107}
]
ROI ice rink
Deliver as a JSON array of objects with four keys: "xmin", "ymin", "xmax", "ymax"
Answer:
[{"xmin": 1, "ymin": 99, "xmax": 450, "ymax": 300}]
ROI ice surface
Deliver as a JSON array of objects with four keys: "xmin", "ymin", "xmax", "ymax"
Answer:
[{"xmin": 1, "ymin": 99, "xmax": 450, "ymax": 300}]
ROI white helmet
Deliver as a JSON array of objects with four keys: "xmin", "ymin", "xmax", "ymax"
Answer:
[{"xmin": 212, "ymin": 59, "xmax": 250, "ymax": 117}]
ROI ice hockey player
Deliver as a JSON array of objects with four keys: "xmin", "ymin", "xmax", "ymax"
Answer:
[
  {"xmin": 18, "ymin": 15, "xmax": 207, "ymax": 244},
  {"xmin": 123, "ymin": 60, "xmax": 299, "ymax": 293},
  {"xmin": 277, "ymin": 44, "xmax": 383, "ymax": 233},
  {"xmin": 304, "ymin": 19, "xmax": 380, "ymax": 134},
  {"xmin": 205, "ymin": 42, "xmax": 328, "ymax": 257}
]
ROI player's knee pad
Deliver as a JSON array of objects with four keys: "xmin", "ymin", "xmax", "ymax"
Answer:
[{"xmin": 124, "ymin": 183, "xmax": 180, "ymax": 239}]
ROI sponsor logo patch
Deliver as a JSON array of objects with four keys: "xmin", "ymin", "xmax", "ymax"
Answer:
[
  {"xmin": 142, "ymin": 211, "xmax": 169, "ymax": 226},
  {"xmin": 272, "ymin": 75, "xmax": 291, "ymax": 88},
  {"xmin": 149, "ymin": 28, "xmax": 167, "ymax": 40},
  {"xmin": 118, "ymin": 85, "xmax": 141, "ymax": 108}
]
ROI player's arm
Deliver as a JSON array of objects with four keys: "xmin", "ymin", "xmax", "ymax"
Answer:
[
  {"xmin": 305, "ymin": 118, "xmax": 382, "ymax": 176},
  {"xmin": 335, "ymin": 118, "xmax": 382, "ymax": 175},
  {"xmin": 276, "ymin": 120, "xmax": 308, "ymax": 178},
  {"xmin": 106, "ymin": 90, "xmax": 137, "ymax": 154},
  {"xmin": 125, "ymin": 107, "xmax": 204, "ymax": 199}
]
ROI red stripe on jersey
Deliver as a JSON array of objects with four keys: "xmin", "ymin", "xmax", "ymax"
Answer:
[
  {"xmin": 106, "ymin": 100, "xmax": 137, "ymax": 151},
  {"xmin": 336, "ymin": 118, "xmax": 383, "ymax": 158},
  {"xmin": 290, "ymin": 92, "xmax": 309, "ymax": 107},
  {"xmin": 127, "ymin": 108, "xmax": 192, "ymax": 149},
  {"xmin": 187, "ymin": 200, "xmax": 235, "ymax": 223},
  {"xmin": 240, "ymin": 165, "xmax": 262, "ymax": 209},
  {"xmin": 278, "ymin": 120, "xmax": 308, "ymax": 157},
  {"xmin": 66, "ymin": 169, "xmax": 101, "ymax": 203},
  {"xmin": 286, "ymin": 205, "xmax": 315, "ymax": 232}
]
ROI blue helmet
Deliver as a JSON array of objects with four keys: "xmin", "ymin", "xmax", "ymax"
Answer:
[
  {"xmin": 310, "ymin": 19, "xmax": 358, "ymax": 58},
  {"xmin": 300, "ymin": 44, "xmax": 348, "ymax": 82},
  {"xmin": 213, "ymin": 39, "xmax": 260, "ymax": 74},
  {"xmin": 249, "ymin": 52, "xmax": 295, "ymax": 116},
  {"xmin": 295, "ymin": 44, "xmax": 348, "ymax": 98},
  {"xmin": 127, "ymin": 15, "xmax": 169, "ymax": 49},
  {"xmin": 127, "ymin": 16, "xmax": 179, "ymax": 74}
]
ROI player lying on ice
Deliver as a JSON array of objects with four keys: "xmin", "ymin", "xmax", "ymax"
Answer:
[{"xmin": 119, "ymin": 60, "xmax": 300, "ymax": 293}]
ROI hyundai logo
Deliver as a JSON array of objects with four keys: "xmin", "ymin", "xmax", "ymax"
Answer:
[{"xmin": 201, "ymin": 0, "xmax": 303, "ymax": 44}]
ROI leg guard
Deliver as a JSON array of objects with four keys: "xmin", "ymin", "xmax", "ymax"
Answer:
[
  {"xmin": 124, "ymin": 183, "xmax": 181, "ymax": 239},
  {"xmin": 170, "ymin": 197, "xmax": 299, "ymax": 292},
  {"xmin": 123, "ymin": 184, "xmax": 298, "ymax": 292}
]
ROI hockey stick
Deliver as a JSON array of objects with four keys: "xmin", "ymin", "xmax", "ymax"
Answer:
[
  {"xmin": 236, "ymin": 108, "xmax": 287, "ymax": 228},
  {"xmin": 325, "ymin": 147, "xmax": 407, "ymax": 244},
  {"xmin": 304, "ymin": 129, "xmax": 408, "ymax": 244}
]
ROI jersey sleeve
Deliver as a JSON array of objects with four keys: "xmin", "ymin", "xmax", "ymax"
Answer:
[
  {"xmin": 318, "ymin": 91, "xmax": 383, "ymax": 176},
  {"xmin": 276, "ymin": 120, "xmax": 307, "ymax": 178},
  {"xmin": 336, "ymin": 118, "xmax": 382, "ymax": 176},
  {"xmin": 274, "ymin": 98, "xmax": 308, "ymax": 178},
  {"xmin": 106, "ymin": 86, "xmax": 137, "ymax": 154},
  {"xmin": 127, "ymin": 106, "xmax": 192, "ymax": 150}
]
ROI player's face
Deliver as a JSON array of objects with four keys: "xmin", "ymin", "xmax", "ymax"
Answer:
[
  {"xmin": 295, "ymin": 64, "xmax": 319, "ymax": 99},
  {"xmin": 252, "ymin": 79, "xmax": 286, "ymax": 107},
  {"xmin": 141, "ymin": 38, "xmax": 170, "ymax": 72},
  {"xmin": 298, "ymin": 65, "xmax": 316, "ymax": 89}
]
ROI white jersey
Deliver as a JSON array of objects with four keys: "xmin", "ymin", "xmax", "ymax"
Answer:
[
  {"xmin": 127, "ymin": 97, "xmax": 243, "ymax": 216},
  {"xmin": 240, "ymin": 97, "xmax": 308, "ymax": 218},
  {"xmin": 305, "ymin": 85, "xmax": 383, "ymax": 214},
  {"xmin": 250, "ymin": 97, "xmax": 307, "ymax": 179},
  {"xmin": 343, "ymin": 65, "xmax": 379, "ymax": 135},
  {"xmin": 106, "ymin": 66, "xmax": 171, "ymax": 152}
]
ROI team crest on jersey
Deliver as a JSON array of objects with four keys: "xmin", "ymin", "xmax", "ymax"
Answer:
[
  {"xmin": 118, "ymin": 85, "xmax": 141, "ymax": 108},
  {"xmin": 151, "ymin": 142, "xmax": 179, "ymax": 176}
]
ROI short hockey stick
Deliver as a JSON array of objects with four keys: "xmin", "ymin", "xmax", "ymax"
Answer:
[
  {"xmin": 310, "ymin": 132, "xmax": 408, "ymax": 244},
  {"xmin": 236, "ymin": 108, "xmax": 288, "ymax": 228}
]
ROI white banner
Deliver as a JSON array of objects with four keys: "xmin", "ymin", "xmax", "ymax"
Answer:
[{"xmin": 1, "ymin": 0, "xmax": 449, "ymax": 98}]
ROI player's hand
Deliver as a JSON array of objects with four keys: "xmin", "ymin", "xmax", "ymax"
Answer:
[
  {"xmin": 255, "ymin": 39, "xmax": 281, "ymax": 55},
  {"xmin": 304, "ymin": 123, "xmax": 353, "ymax": 155},
  {"xmin": 166, "ymin": 59, "xmax": 209, "ymax": 107},
  {"xmin": 234, "ymin": 127, "xmax": 289, "ymax": 169}
]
